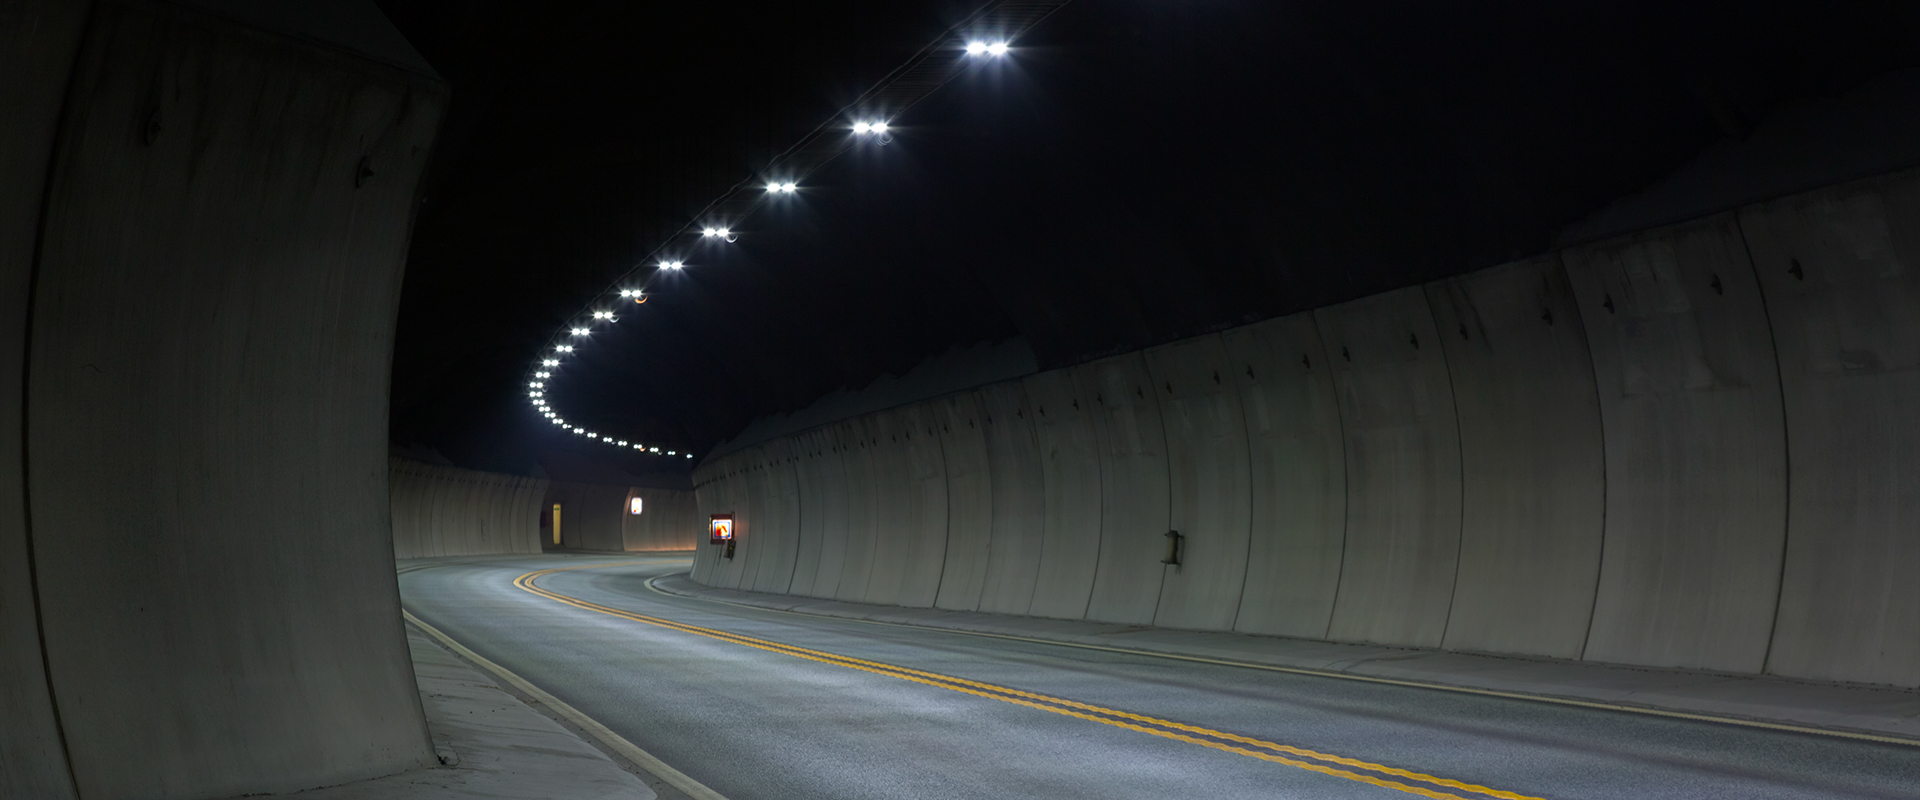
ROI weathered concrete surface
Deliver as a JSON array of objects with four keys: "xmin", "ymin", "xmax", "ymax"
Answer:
[
  {"xmin": 934, "ymin": 391, "xmax": 994, "ymax": 611},
  {"xmin": 547, "ymin": 480, "xmax": 631, "ymax": 553},
  {"xmin": 0, "ymin": 0, "xmax": 89, "ymax": 796},
  {"xmin": 891, "ymin": 403, "xmax": 950, "ymax": 608},
  {"xmin": 1427, "ymin": 258, "xmax": 1607, "ymax": 659},
  {"xmin": 791, "ymin": 427, "xmax": 849, "ymax": 598},
  {"xmin": 21, "ymin": 2, "xmax": 445, "ymax": 796},
  {"xmin": 1145, "ymin": 336, "xmax": 1251, "ymax": 632},
  {"xmin": 748, "ymin": 440, "xmax": 801, "ymax": 594},
  {"xmin": 1565, "ymin": 214, "xmax": 1789, "ymax": 673},
  {"xmin": 1221, "ymin": 313, "xmax": 1347, "ymax": 639},
  {"xmin": 1085, "ymin": 354, "xmax": 1170, "ymax": 625},
  {"xmin": 1742, "ymin": 176, "xmax": 1920, "ymax": 686},
  {"xmin": 621, "ymin": 487, "xmax": 698, "ymax": 552},
  {"xmin": 692, "ymin": 167, "xmax": 1920, "ymax": 691},
  {"xmin": 223, "ymin": 622, "xmax": 656, "ymax": 800},
  {"xmin": 975, "ymin": 382, "xmax": 1046, "ymax": 615},
  {"xmin": 1317, "ymin": 287, "xmax": 1464, "ymax": 648},
  {"xmin": 833, "ymin": 417, "xmax": 880, "ymax": 601},
  {"xmin": 1023, "ymin": 367, "xmax": 1103, "ymax": 619},
  {"xmin": 391, "ymin": 459, "xmax": 547, "ymax": 558}
]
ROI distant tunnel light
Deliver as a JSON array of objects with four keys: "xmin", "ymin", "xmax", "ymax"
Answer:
[
  {"xmin": 535, "ymin": 371, "xmax": 550, "ymax": 378},
  {"xmin": 765, "ymin": 181, "xmax": 796, "ymax": 193},
  {"xmin": 852, "ymin": 120, "xmax": 889, "ymax": 134},
  {"xmin": 630, "ymin": 496, "xmax": 644, "ymax": 515},
  {"xmin": 556, "ymin": 345, "xmax": 574, "ymax": 353},
  {"xmin": 591, "ymin": 310, "xmax": 614, "ymax": 320},
  {"xmin": 570, "ymin": 327, "xmax": 590, "ymax": 336},
  {"xmin": 660, "ymin": 260, "xmax": 683, "ymax": 269},
  {"xmin": 542, "ymin": 359, "xmax": 559, "ymax": 366},
  {"xmin": 967, "ymin": 41, "xmax": 1008, "ymax": 56}
]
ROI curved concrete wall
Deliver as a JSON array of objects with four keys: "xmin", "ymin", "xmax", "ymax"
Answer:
[
  {"xmin": 545, "ymin": 479, "xmax": 697, "ymax": 553},
  {"xmin": 389, "ymin": 458, "xmax": 547, "ymax": 558},
  {"xmin": 2, "ymin": 1, "xmax": 448, "ymax": 796},
  {"xmin": 696, "ymin": 167, "xmax": 1920, "ymax": 689}
]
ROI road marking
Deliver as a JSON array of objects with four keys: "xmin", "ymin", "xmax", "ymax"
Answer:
[
  {"xmin": 516, "ymin": 563, "xmax": 1545, "ymax": 800},
  {"xmin": 643, "ymin": 572, "xmax": 1920, "ymax": 750},
  {"xmin": 402, "ymin": 603, "xmax": 731, "ymax": 800}
]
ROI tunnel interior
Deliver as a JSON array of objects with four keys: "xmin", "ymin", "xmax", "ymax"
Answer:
[{"xmin": 6, "ymin": 0, "xmax": 1920, "ymax": 798}]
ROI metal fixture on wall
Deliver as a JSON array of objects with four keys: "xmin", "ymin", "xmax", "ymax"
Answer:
[{"xmin": 1162, "ymin": 530, "xmax": 1183, "ymax": 566}]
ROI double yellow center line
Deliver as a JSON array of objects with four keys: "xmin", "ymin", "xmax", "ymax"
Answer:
[{"xmin": 515, "ymin": 563, "xmax": 1545, "ymax": 800}]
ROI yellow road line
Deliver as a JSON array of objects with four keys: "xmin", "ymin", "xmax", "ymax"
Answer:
[{"xmin": 514, "ymin": 562, "xmax": 1545, "ymax": 800}]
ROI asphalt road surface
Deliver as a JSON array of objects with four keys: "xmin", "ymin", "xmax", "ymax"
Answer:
[{"xmin": 398, "ymin": 554, "xmax": 1920, "ymax": 800}]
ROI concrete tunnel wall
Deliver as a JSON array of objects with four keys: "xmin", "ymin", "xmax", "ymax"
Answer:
[
  {"xmin": 389, "ymin": 458, "xmax": 548, "ymax": 558},
  {"xmin": 2, "ymin": 1, "xmax": 446, "ymax": 798},
  {"xmin": 544, "ymin": 479, "xmax": 700, "ymax": 552},
  {"xmin": 695, "ymin": 166, "xmax": 1920, "ymax": 690}
]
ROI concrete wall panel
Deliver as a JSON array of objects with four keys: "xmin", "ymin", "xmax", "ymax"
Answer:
[
  {"xmin": 389, "ymin": 459, "xmax": 546, "ymax": 558},
  {"xmin": 750, "ymin": 440, "xmax": 803, "ymax": 594},
  {"xmin": 935, "ymin": 392, "xmax": 994, "ymax": 611},
  {"xmin": 1742, "ymin": 176, "xmax": 1920, "ymax": 686},
  {"xmin": 834, "ymin": 418, "xmax": 881, "ymax": 602},
  {"xmin": 737, "ymin": 448, "xmax": 774, "ymax": 591},
  {"xmin": 691, "ymin": 464, "xmax": 725, "ymax": 584},
  {"xmin": 1086, "ymin": 355, "xmax": 1172, "ymax": 624},
  {"xmin": 1566, "ymin": 213, "xmax": 1789, "ymax": 673},
  {"xmin": 622, "ymin": 487, "xmax": 699, "ymax": 552},
  {"xmin": 1221, "ymin": 314, "xmax": 1348, "ymax": 638},
  {"xmin": 715, "ymin": 457, "xmax": 756, "ymax": 589},
  {"xmin": 795, "ymin": 427, "xmax": 851, "ymax": 598},
  {"xmin": 858, "ymin": 413, "xmax": 913, "ymax": 605},
  {"xmin": 26, "ymin": 4, "xmax": 445, "ymax": 795},
  {"xmin": 1317, "ymin": 287, "xmax": 1464, "ymax": 648},
  {"xmin": 1427, "ymin": 258, "xmax": 1607, "ymax": 659},
  {"xmin": 976, "ymin": 382, "xmax": 1048, "ymax": 615},
  {"xmin": 893, "ymin": 403, "xmax": 951, "ymax": 608},
  {"xmin": 1145, "ymin": 337, "xmax": 1252, "ymax": 631},
  {"xmin": 1023, "ymin": 368, "xmax": 1103, "ymax": 619},
  {"xmin": 0, "ymin": 2, "xmax": 90, "ymax": 791}
]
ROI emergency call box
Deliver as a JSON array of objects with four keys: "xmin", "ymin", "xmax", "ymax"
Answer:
[{"xmin": 709, "ymin": 513, "xmax": 734, "ymax": 543}]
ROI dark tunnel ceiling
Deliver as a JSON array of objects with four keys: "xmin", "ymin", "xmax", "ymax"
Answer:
[{"xmin": 379, "ymin": 0, "xmax": 1920, "ymax": 477}]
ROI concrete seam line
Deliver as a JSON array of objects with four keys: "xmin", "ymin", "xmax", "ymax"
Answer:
[
  {"xmin": 643, "ymin": 575, "xmax": 1920, "ymax": 748},
  {"xmin": 400, "ymin": 609, "xmax": 731, "ymax": 800}
]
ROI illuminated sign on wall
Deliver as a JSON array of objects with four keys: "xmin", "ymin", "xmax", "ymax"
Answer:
[
  {"xmin": 709, "ymin": 513, "xmax": 734, "ymax": 543},
  {"xmin": 629, "ymin": 496, "xmax": 644, "ymax": 515}
]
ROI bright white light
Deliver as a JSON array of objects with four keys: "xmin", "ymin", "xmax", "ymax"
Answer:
[
  {"xmin": 529, "ymin": 392, "xmax": 541, "ymax": 398},
  {"xmin": 702, "ymin": 227, "xmax": 719, "ymax": 237},
  {"xmin": 632, "ymin": 444, "xmax": 643, "ymax": 449},
  {"xmin": 988, "ymin": 42, "xmax": 1008, "ymax": 55},
  {"xmin": 649, "ymin": 447, "xmax": 660, "ymax": 453},
  {"xmin": 852, "ymin": 121, "xmax": 871, "ymax": 134},
  {"xmin": 592, "ymin": 311, "xmax": 614, "ymax": 320},
  {"xmin": 765, "ymin": 181, "xmax": 796, "ymax": 194},
  {"xmin": 781, "ymin": 182, "xmax": 796, "ymax": 193},
  {"xmin": 966, "ymin": 41, "xmax": 988, "ymax": 55},
  {"xmin": 685, "ymin": 454, "xmax": 693, "ymax": 459},
  {"xmin": 587, "ymin": 433, "xmax": 598, "ymax": 439},
  {"xmin": 535, "ymin": 372, "xmax": 549, "ymax": 378},
  {"xmin": 543, "ymin": 359, "xmax": 559, "ymax": 366},
  {"xmin": 660, "ymin": 261, "xmax": 683, "ymax": 269},
  {"xmin": 557, "ymin": 345, "xmax": 573, "ymax": 353},
  {"xmin": 766, "ymin": 182, "xmax": 781, "ymax": 193},
  {"xmin": 714, "ymin": 227, "xmax": 731, "ymax": 238},
  {"xmin": 529, "ymin": 381, "xmax": 542, "ymax": 388},
  {"xmin": 574, "ymin": 429, "xmax": 585, "ymax": 435},
  {"xmin": 570, "ymin": 327, "xmax": 589, "ymax": 336},
  {"xmin": 667, "ymin": 450, "xmax": 676, "ymax": 455}
]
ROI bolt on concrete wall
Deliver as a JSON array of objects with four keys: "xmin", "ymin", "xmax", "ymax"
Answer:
[
  {"xmin": 694, "ymin": 166, "xmax": 1920, "ymax": 689},
  {"xmin": 8, "ymin": 1, "xmax": 448, "ymax": 796}
]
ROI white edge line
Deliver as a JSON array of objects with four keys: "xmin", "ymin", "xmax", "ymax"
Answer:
[
  {"xmin": 402, "ymin": 608, "xmax": 732, "ymax": 800},
  {"xmin": 641, "ymin": 575, "xmax": 1920, "ymax": 749}
]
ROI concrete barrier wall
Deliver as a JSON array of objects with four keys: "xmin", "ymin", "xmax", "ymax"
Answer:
[
  {"xmin": 623, "ymin": 486, "xmax": 701, "ymax": 552},
  {"xmin": 694, "ymin": 167, "xmax": 1920, "ymax": 689},
  {"xmin": 5, "ymin": 2, "xmax": 449, "ymax": 796},
  {"xmin": 390, "ymin": 458, "xmax": 546, "ymax": 558}
]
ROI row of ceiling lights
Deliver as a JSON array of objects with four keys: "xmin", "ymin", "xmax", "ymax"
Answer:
[{"xmin": 526, "ymin": 39, "xmax": 1013, "ymax": 460}]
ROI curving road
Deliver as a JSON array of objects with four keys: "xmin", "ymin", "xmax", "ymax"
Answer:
[{"xmin": 398, "ymin": 555, "xmax": 1920, "ymax": 800}]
